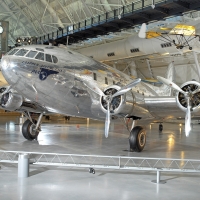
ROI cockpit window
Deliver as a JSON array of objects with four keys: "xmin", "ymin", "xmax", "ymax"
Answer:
[
  {"xmin": 26, "ymin": 51, "xmax": 37, "ymax": 58},
  {"xmin": 46, "ymin": 54, "xmax": 52, "ymax": 63},
  {"xmin": 35, "ymin": 52, "xmax": 44, "ymax": 61},
  {"xmin": 52, "ymin": 55, "xmax": 58, "ymax": 63},
  {"xmin": 8, "ymin": 49, "xmax": 19, "ymax": 55},
  {"xmin": 15, "ymin": 49, "xmax": 29, "ymax": 56}
]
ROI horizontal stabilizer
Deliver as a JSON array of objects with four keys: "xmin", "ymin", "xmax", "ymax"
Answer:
[{"xmin": 138, "ymin": 23, "xmax": 147, "ymax": 38}]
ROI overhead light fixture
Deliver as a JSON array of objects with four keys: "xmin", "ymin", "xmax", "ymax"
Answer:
[{"xmin": 16, "ymin": 38, "xmax": 21, "ymax": 43}]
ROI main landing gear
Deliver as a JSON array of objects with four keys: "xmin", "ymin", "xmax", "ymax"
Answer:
[
  {"xmin": 127, "ymin": 117, "xmax": 146, "ymax": 152},
  {"xmin": 22, "ymin": 112, "xmax": 44, "ymax": 140}
]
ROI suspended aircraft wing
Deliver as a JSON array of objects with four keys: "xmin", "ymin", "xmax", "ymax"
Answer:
[{"xmin": 139, "ymin": 23, "xmax": 197, "ymax": 39}]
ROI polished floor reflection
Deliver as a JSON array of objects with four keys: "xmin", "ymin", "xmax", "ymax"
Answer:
[{"xmin": 0, "ymin": 116, "xmax": 200, "ymax": 200}]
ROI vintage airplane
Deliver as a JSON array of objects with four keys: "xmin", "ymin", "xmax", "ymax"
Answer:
[{"xmin": 0, "ymin": 44, "xmax": 200, "ymax": 152}]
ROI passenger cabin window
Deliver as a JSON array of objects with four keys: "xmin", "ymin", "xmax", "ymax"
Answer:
[
  {"xmin": 35, "ymin": 52, "xmax": 44, "ymax": 61},
  {"xmin": 46, "ymin": 54, "xmax": 52, "ymax": 63},
  {"xmin": 105, "ymin": 77, "xmax": 108, "ymax": 85},
  {"xmin": 15, "ymin": 49, "xmax": 29, "ymax": 56},
  {"xmin": 52, "ymin": 55, "xmax": 58, "ymax": 63},
  {"xmin": 93, "ymin": 73, "xmax": 97, "ymax": 81},
  {"xmin": 26, "ymin": 51, "xmax": 37, "ymax": 58},
  {"xmin": 8, "ymin": 49, "xmax": 19, "ymax": 55}
]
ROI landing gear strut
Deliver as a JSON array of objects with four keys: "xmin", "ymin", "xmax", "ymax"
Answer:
[
  {"xmin": 89, "ymin": 168, "xmax": 95, "ymax": 174},
  {"xmin": 159, "ymin": 123, "xmax": 163, "ymax": 132},
  {"xmin": 22, "ymin": 112, "xmax": 44, "ymax": 140},
  {"xmin": 127, "ymin": 117, "xmax": 146, "ymax": 152}
]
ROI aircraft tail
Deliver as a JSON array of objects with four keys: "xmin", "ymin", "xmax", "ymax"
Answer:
[{"xmin": 160, "ymin": 62, "xmax": 175, "ymax": 96}]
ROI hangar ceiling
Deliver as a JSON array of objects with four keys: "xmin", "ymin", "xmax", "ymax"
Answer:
[{"xmin": 0, "ymin": 0, "xmax": 133, "ymax": 46}]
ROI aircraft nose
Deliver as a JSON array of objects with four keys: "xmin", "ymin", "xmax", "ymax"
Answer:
[{"xmin": 1, "ymin": 57, "xmax": 10, "ymax": 71}]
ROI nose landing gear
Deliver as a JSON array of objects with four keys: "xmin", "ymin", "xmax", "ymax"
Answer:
[{"xmin": 21, "ymin": 112, "xmax": 44, "ymax": 140}]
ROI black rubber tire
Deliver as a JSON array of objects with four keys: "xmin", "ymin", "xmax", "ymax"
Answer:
[
  {"xmin": 129, "ymin": 126, "xmax": 146, "ymax": 152},
  {"xmin": 22, "ymin": 119, "xmax": 38, "ymax": 141},
  {"xmin": 45, "ymin": 116, "xmax": 50, "ymax": 120},
  {"xmin": 65, "ymin": 116, "xmax": 70, "ymax": 120},
  {"xmin": 159, "ymin": 124, "xmax": 163, "ymax": 132}
]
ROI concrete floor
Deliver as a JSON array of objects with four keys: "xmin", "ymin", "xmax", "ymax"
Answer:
[{"xmin": 0, "ymin": 116, "xmax": 200, "ymax": 200}]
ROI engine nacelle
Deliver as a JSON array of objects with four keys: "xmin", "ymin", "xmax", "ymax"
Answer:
[
  {"xmin": 176, "ymin": 81, "xmax": 200, "ymax": 113},
  {"xmin": 1, "ymin": 92, "xmax": 23, "ymax": 111},
  {"xmin": 100, "ymin": 85, "xmax": 135, "ymax": 117}
]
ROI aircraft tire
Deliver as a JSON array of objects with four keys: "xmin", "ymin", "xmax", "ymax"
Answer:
[
  {"xmin": 22, "ymin": 119, "xmax": 38, "ymax": 140},
  {"xmin": 129, "ymin": 126, "xmax": 146, "ymax": 152}
]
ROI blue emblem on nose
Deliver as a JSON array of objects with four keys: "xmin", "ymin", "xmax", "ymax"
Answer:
[{"xmin": 39, "ymin": 68, "xmax": 59, "ymax": 81}]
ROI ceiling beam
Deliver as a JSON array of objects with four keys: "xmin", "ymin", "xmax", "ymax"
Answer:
[
  {"xmin": 80, "ymin": 0, "xmax": 93, "ymax": 17},
  {"xmin": 11, "ymin": 0, "xmax": 42, "ymax": 35},
  {"xmin": 56, "ymin": 0, "xmax": 75, "ymax": 24},
  {"xmin": 40, "ymin": 0, "xmax": 64, "ymax": 28}
]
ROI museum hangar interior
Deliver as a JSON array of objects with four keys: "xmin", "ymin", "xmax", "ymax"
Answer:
[{"xmin": 1, "ymin": 0, "xmax": 200, "ymax": 199}]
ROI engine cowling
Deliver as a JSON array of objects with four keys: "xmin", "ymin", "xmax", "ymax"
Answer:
[
  {"xmin": 100, "ymin": 85, "xmax": 135, "ymax": 117},
  {"xmin": 176, "ymin": 81, "xmax": 200, "ymax": 113},
  {"xmin": 1, "ymin": 92, "xmax": 23, "ymax": 111}
]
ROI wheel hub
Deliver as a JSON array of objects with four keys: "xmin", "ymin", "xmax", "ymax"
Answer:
[
  {"xmin": 138, "ymin": 132, "xmax": 146, "ymax": 147},
  {"xmin": 29, "ymin": 124, "xmax": 37, "ymax": 136}
]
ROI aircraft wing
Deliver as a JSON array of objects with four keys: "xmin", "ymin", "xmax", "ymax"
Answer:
[{"xmin": 144, "ymin": 96, "xmax": 183, "ymax": 120}]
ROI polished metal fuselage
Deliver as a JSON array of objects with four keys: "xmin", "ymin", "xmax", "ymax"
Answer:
[{"xmin": 0, "ymin": 45, "xmax": 186, "ymax": 121}]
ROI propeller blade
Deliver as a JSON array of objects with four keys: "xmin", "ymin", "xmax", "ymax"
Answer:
[
  {"xmin": 105, "ymin": 101, "xmax": 110, "ymax": 138},
  {"xmin": 192, "ymin": 85, "xmax": 200, "ymax": 95},
  {"xmin": 112, "ymin": 78, "xmax": 141, "ymax": 98},
  {"xmin": 84, "ymin": 82, "xmax": 105, "ymax": 97},
  {"xmin": 157, "ymin": 76, "xmax": 187, "ymax": 95},
  {"xmin": 185, "ymin": 97, "xmax": 191, "ymax": 137}
]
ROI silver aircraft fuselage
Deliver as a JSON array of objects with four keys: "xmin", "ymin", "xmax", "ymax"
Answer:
[{"xmin": 0, "ymin": 45, "xmax": 185, "ymax": 121}]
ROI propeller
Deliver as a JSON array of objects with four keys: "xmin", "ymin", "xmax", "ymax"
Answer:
[
  {"xmin": 185, "ymin": 97, "xmax": 191, "ymax": 137},
  {"xmin": 105, "ymin": 101, "xmax": 110, "ymax": 138},
  {"xmin": 112, "ymin": 78, "xmax": 141, "ymax": 98},
  {"xmin": 157, "ymin": 76, "xmax": 191, "ymax": 137},
  {"xmin": 157, "ymin": 76, "xmax": 187, "ymax": 95},
  {"xmin": 86, "ymin": 78, "xmax": 141, "ymax": 138}
]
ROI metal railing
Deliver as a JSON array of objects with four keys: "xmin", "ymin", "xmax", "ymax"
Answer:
[
  {"xmin": 1, "ymin": 150, "xmax": 200, "ymax": 173},
  {"xmin": 39, "ymin": 0, "xmax": 167, "ymax": 43}
]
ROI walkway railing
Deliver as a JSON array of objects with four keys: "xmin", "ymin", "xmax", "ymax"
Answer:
[
  {"xmin": 1, "ymin": 150, "xmax": 200, "ymax": 173},
  {"xmin": 1, "ymin": 150, "xmax": 200, "ymax": 183}
]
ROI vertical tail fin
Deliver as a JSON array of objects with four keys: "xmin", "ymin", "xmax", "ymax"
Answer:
[{"xmin": 160, "ymin": 62, "xmax": 175, "ymax": 96}]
